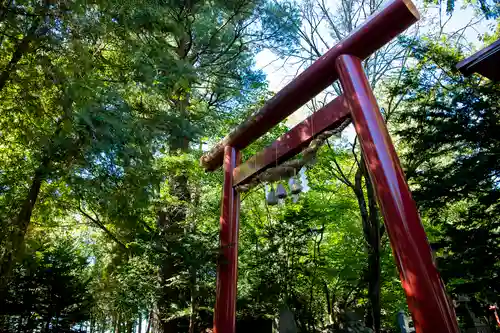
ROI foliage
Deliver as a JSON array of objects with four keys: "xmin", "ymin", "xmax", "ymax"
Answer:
[
  {"xmin": 0, "ymin": 235, "xmax": 92, "ymax": 332},
  {"xmin": 0, "ymin": 0, "xmax": 498, "ymax": 332},
  {"xmin": 389, "ymin": 37, "xmax": 500, "ymax": 328},
  {"xmin": 425, "ymin": 0, "xmax": 500, "ymax": 18}
]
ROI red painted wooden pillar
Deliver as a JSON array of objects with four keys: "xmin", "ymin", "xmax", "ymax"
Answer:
[
  {"xmin": 336, "ymin": 54, "xmax": 459, "ymax": 333},
  {"xmin": 214, "ymin": 146, "xmax": 241, "ymax": 333}
]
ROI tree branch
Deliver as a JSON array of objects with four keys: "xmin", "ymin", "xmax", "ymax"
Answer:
[{"xmin": 78, "ymin": 205, "xmax": 128, "ymax": 251}]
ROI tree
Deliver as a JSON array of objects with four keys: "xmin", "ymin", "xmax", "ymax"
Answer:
[
  {"xmin": 0, "ymin": 0, "xmax": 300, "ymax": 331},
  {"xmin": 146, "ymin": 1, "xmax": 300, "ymax": 331},
  {"xmin": 0, "ymin": 0, "xmax": 183, "ymax": 285},
  {"xmin": 0, "ymin": 235, "xmax": 92, "ymax": 332},
  {"xmin": 388, "ymin": 37, "xmax": 500, "ymax": 329}
]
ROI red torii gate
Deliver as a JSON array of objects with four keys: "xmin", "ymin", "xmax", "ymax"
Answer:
[{"xmin": 200, "ymin": 0, "xmax": 460, "ymax": 332}]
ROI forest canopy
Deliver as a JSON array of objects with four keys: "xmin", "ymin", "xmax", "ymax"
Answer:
[{"xmin": 0, "ymin": 0, "xmax": 498, "ymax": 332}]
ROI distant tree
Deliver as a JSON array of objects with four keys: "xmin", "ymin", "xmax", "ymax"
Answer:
[{"xmin": 0, "ymin": 237, "xmax": 92, "ymax": 332}]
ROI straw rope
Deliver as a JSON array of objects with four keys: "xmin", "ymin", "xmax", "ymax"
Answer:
[{"xmin": 235, "ymin": 118, "xmax": 351, "ymax": 192}]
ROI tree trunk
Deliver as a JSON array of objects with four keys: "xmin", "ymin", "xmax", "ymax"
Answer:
[
  {"xmin": 0, "ymin": 32, "xmax": 31, "ymax": 92},
  {"xmin": 54, "ymin": 310, "xmax": 60, "ymax": 333},
  {"xmin": 44, "ymin": 313, "xmax": 52, "ymax": 333},
  {"xmin": 17, "ymin": 315, "xmax": 24, "ymax": 332},
  {"xmin": 353, "ymin": 159, "xmax": 382, "ymax": 333},
  {"xmin": 365, "ymin": 167, "xmax": 381, "ymax": 333},
  {"xmin": 188, "ymin": 266, "xmax": 197, "ymax": 333},
  {"xmin": 137, "ymin": 313, "xmax": 142, "ymax": 333},
  {"xmin": 158, "ymin": 61, "xmax": 192, "ymax": 333},
  {"xmin": 114, "ymin": 313, "xmax": 120, "ymax": 333},
  {"xmin": 145, "ymin": 311, "xmax": 152, "ymax": 333},
  {"xmin": 0, "ymin": 14, "xmax": 56, "ymax": 282},
  {"xmin": 323, "ymin": 281, "xmax": 334, "ymax": 326},
  {"xmin": 0, "ymin": 114, "xmax": 68, "ymax": 290},
  {"xmin": 158, "ymin": 135, "xmax": 190, "ymax": 333},
  {"xmin": 0, "ymin": 162, "xmax": 46, "ymax": 286},
  {"xmin": 27, "ymin": 314, "xmax": 39, "ymax": 333},
  {"xmin": 0, "ymin": 10, "xmax": 49, "ymax": 93},
  {"xmin": 156, "ymin": 4, "xmax": 196, "ymax": 332}
]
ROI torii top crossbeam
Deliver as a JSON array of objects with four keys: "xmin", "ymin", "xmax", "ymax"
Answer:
[{"xmin": 202, "ymin": 1, "xmax": 460, "ymax": 333}]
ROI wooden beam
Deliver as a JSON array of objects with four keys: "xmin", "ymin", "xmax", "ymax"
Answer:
[
  {"xmin": 233, "ymin": 96, "xmax": 350, "ymax": 186},
  {"xmin": 214, "ymin": 146, "xmax": 240, "ymax": 333},
  {"xmin": 457, "ymin": 38, "xmax": 500, "ymax": 81}
]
